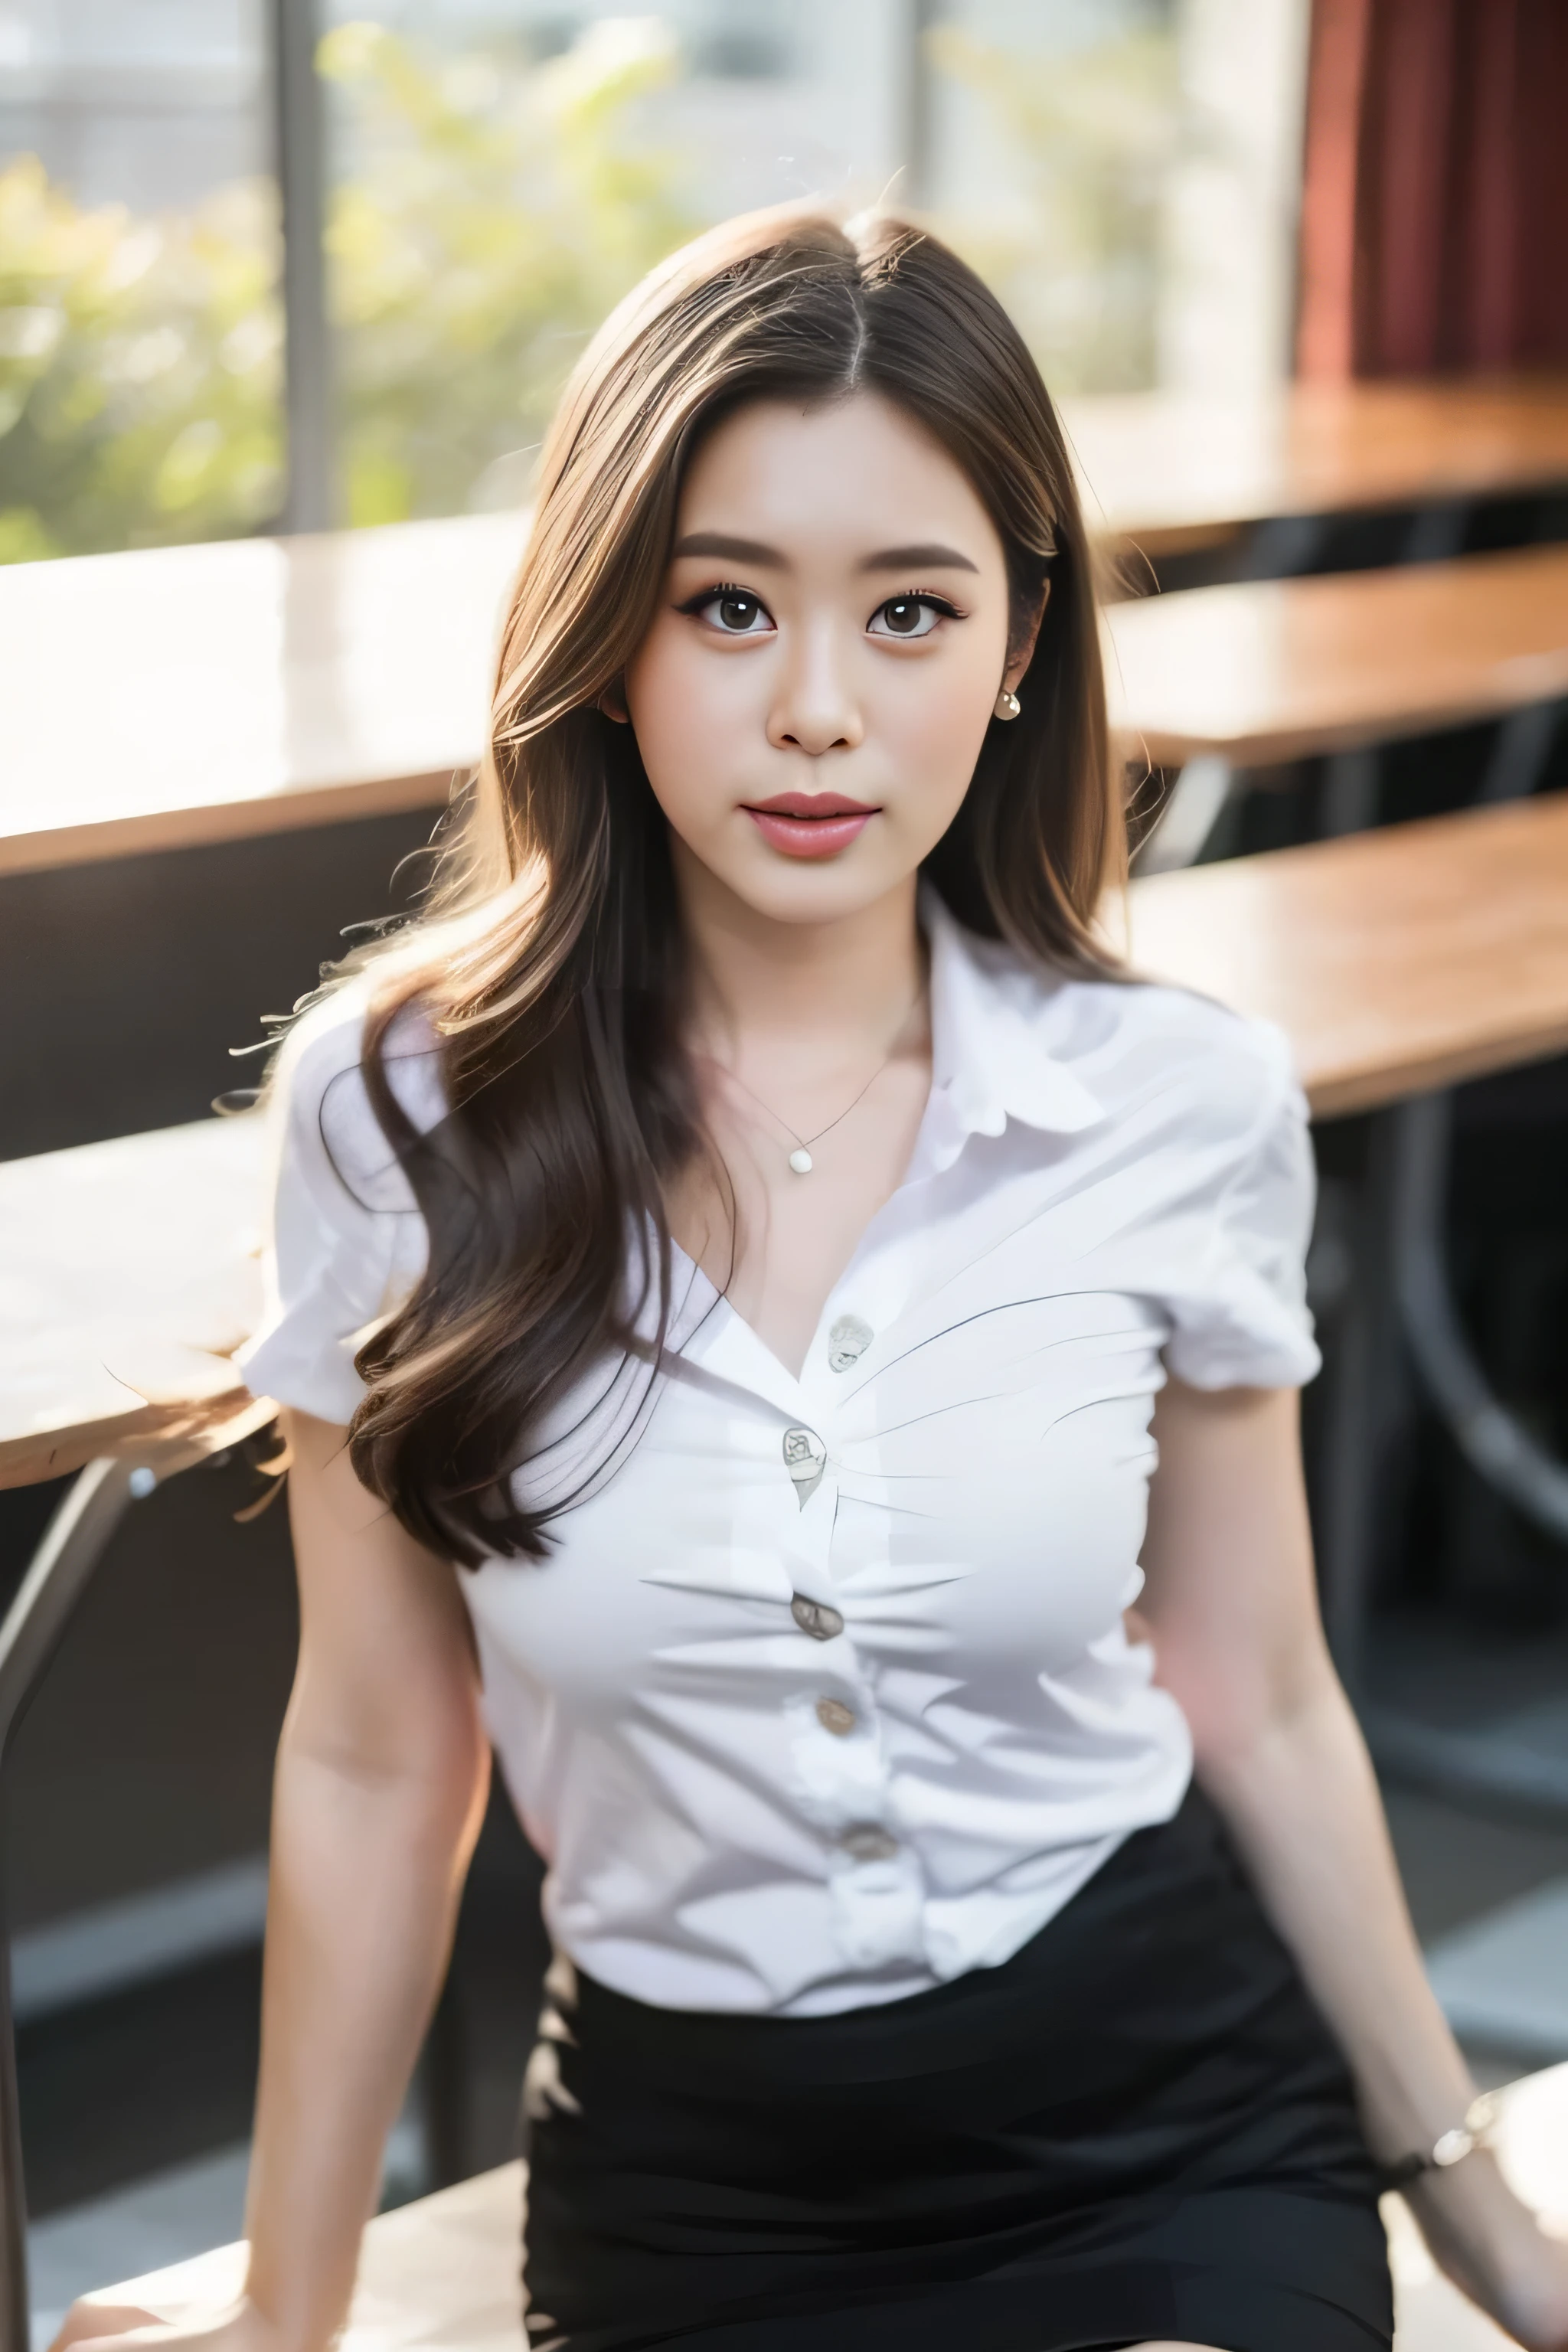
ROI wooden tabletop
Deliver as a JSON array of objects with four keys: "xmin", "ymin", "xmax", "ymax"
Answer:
[
  {"xmin": 1105, "ymin": 544, "xmax": 1568, "ymax": 769},
  {"xmin": 0, "ymin": 1114, "xmax": 270, "ymax": 1487},
  {"xmin": 1064, "ymin": 373, "xmax": 1568, "ymax": 557},
  {"xmin": 76, "ymin": 2063, "xmax": 1568, "ymax": 2350},
  {"xmin": 1122, "ymin": 796, "xmax": 1568, "ymax": 1119},
  {"xmin": 8, "ymin": 795, "xmax": 1568, "ymax": 1487},
  {"xmin": 0, "ymin": 512, "xmax": 521, "ymax": 878}
]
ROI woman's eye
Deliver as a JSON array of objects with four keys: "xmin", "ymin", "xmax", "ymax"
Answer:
[
  {"xmin": 869, "ymin": 596, "xmax": 948, "ymax": 639},
  {"xmin": 696, "ymin": 589, "xmax": 772, "ymax": 634}
]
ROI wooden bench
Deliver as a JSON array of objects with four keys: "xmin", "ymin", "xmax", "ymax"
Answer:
[{"xmin": 64, "ymin": 2064, "xmax": 1568, "ymax": 2351}]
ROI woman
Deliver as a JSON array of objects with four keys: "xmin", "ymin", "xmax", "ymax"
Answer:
[{"xmin": 63, "ymin": 209, "xmax": 1568, "ymax": 2352}]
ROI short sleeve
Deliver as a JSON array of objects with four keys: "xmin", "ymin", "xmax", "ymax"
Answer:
[
  {"xmin": 1160, "ymin": 1021, "xmax": 1321, "ymax": 1391},
  {"xmin": 237, "ymin": 989, "xmax": 437, "ymax": 1424}
]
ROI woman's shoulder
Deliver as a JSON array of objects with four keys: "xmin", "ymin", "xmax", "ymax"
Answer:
[
  {"xmin": 267, "ymin": 978, "xmax": 447, "ymax": 1212},
  {"xmin": 1020, "ymin": 956, "xmax": 1302, "ymax": 1148},
  {"xmin": 991, "ymin": 955, "xmax": 1321, "ymax": 1388},
  {"xmin": 240, "ymin": 981, "xmax": 442, "ymax": 1420}
]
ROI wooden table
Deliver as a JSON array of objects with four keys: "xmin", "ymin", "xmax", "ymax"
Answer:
[
  {"xmin": 0, "ymin": 514, "xmax": 522, "ymax": 879},
  {"xmin": 1102, "ymin": 543, "xmax": 1568, "ymax": 772},
  {"xmin": 1063, "ymin": 373, "xmax": 1568, "ymax": 559},
  {"xmin": 0, "ymin": 1116, "xmax": 270, "ymax": 1488},
  {"xmin": 70, "ymin": 2064, "xmax": 1568, "ymax": 2352},
  {"xmin": 5, "ymin": 377, "xmax": 1564, "ymax": 883},
  {"xmin": 1121, "ymin": 796, "xmax": 1568, "ymax": 1119}
]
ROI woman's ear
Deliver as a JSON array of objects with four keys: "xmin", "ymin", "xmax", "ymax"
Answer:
[
  {"xmin": 598, "ymin": 677, "xmax": 630, "ymax": 724},
  {"xmin": 1002, "ymin": 580, "xmax": 1050, "ymax": 695}
]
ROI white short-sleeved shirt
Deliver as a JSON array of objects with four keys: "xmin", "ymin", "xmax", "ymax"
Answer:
[{"xmin": 240, "ymin": 896, "xmax": 1319, "ymax": 2017}]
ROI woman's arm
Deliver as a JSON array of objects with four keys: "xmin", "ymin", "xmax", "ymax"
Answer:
[
  {"xmin": 54, "ymin": 1409, "xmax": 491, "ymax": 2352},
  {"xmin": 1139, "ymin": 1377, "xmax": 1568, "ymax": 2352}
]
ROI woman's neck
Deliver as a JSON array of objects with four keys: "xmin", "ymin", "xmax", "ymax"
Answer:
[{"xmin": 673, "ymin": 844, "xmax": 926, "ymax": 1069}]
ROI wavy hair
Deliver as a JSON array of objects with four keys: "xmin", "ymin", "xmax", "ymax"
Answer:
[{"xmin": 332, "ymin": 204, "xmax": 1125, "ymax": 1564}]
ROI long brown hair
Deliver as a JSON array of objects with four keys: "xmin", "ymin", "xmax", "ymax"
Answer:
[{"xmin": 337, "ymin": 203, "xmax": 1124, "ymax": 1565}]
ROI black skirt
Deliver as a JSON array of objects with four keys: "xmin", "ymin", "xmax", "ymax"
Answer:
[{"xmin": 521, "ymin": 1788, "xmax": 1393, "ymax": 2351}]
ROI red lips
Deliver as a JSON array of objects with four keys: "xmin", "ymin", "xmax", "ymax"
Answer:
[{"xmin": 742, "ymin": 791, "xmax": 880, "ymax": 861}]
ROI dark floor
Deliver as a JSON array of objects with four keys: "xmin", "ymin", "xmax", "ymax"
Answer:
[
  {"xmin": 20, "ymin": 1952, "xmax": 266, "ymax": 2218},
  {"xmin": 1387, "ymin": 1782, "xmax": 1568, "ymax": 1949},
  {"xmin": 17, "ymin": 1779, "xmax": 547, "ymax": 2220}
]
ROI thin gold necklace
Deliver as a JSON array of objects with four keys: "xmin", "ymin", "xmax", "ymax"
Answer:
[{"xmin": 716, "ymin": 988, "xmax": 923, "ymax": 1175}]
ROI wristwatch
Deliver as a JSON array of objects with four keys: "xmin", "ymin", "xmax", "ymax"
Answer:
[{"xmin": 1381, "ymin": 2093, "xmax": 1501, "ymax": 2190}]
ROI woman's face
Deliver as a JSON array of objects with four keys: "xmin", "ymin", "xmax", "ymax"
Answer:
[{"xmin": 622, "ymin": 390, "xmax": 1033, "ymax": 929}]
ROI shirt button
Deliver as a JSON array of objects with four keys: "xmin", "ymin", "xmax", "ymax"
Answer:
[
  {"xmin": 827, "ymin": 1314, "xmax": 873, "ymax": 1373},
  {"xmin": 791, "ymin": 1592, "xmax": 844, "ymax": 1642},
  {"xmin": 815, "ymin": 1697, "xmax": 856, "ymax": 1736},
  {"xmin": 782, "ymin": 1426, "xmax": 826, "ymax": 1508},
  {"xmin": 838, "ymin": 1824, "xmax": 898, "ymax": 1861}
]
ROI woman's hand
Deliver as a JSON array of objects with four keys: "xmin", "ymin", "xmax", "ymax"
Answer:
[
  {"xmin": 47, "ymin": 2299, "xmax": 292, "ymax": 2352},
  {"xmin": 47, "ymin": 2305, "xmax": 162, "ymax": 2352},
  {"xmin": 1406, "ymin": 2157, "xmax": 1568, "ymax": 2350}
]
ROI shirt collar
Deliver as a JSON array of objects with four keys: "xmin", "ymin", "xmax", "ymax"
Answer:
[{"xmin": 921, "ymin": 890, "xmax": 1104, "ymax": 1165}]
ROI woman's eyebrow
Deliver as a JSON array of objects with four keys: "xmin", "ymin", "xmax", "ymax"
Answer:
[
  {"xmin": 671, "ymin": 531, "xmax": 786, "ymax": 567},
  {"xmin": 669, "ymin": 533, "xmax": 982, "ymax": 576},
  {"xmin": 858, "ymin": 542, "xmax": 980, "ymax": 574}
]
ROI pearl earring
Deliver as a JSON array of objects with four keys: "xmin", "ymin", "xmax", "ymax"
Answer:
[{"xmin": 994, "ymin": 688, "xmax": 1021, "ymax": 721}]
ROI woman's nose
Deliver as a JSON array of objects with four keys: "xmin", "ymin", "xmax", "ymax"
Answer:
[{"xmin": 766, "ymin": 622, "xmax": 864, "ymax": 757}]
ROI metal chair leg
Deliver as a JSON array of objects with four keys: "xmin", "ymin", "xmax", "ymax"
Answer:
[
  {"xmin": 1315, "ymin": 1116, "xmax": 1409, "ymax": 1693},
  {"xmin": 0, "ymin": 1459, "xmax": 146, "ymax": 2352},
  {"xmin": 1391, "ymin": 1092, "xmax": 1568, "ymax": 1546},
  {"xmin": 1320, "ymin": 746, "xmax": 1380, "ymax": 838},
  {"xmin": 1335, "ymin": 1091, "xmax": 1568, "ymax": 1824},
  {"xmin": 1478, "ymin": 698, "xmax": 1561, "ymax": 805},
  {"xmin": 1132, "ymin": 756, "xmax": 1234, "ymax": 876}
]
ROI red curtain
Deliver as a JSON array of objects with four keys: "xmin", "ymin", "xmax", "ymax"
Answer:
[{"xmin": 1297, "ymin": 0, "xmax": 1568, "ymax": 380}]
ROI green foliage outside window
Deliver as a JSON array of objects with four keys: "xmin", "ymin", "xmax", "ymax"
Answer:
[
  {"xmin": 0, "ymin": 16, "xmax": 1189, "ymax": 564},
  {"xmin": 321, "ymin": 17, "xmax": 694, "ymax": 528},
  {"xmin": 0, "ymin": 161, "xmax": 282, "ymax": 563},
  {"xmin": 0, "ymin": 19, "xmax": 694, "ymax": 562},
  {"xmin": 929, "ymin": 24, "xmax": 1187, "ymax": 397}
]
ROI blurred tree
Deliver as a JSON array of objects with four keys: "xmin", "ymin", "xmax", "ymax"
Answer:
[
  {"xmin": 0, "ymin": 14, "xmax": 1207, "ymax": 561},
  {"xmin": 321, "ymin": 16, "xmax": 695, "ymax": 528},
  {"xmin": 0, "ymin": 18, "xmax": 695, "ymax": 561},
  {"xmin": 929, "ymin": 23, "xmax": 1193, "ymax": 397},
  {"xmin": 0, "ymin": 158, "xmax": 283, "ymax": 562}
]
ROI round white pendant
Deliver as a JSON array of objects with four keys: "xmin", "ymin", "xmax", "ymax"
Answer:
[{"xmin": 788, "ymin": 1147, "xmax": 814, "ymax": 1174}]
